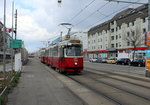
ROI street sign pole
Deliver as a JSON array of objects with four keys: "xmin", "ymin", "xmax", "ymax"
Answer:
[{"xmin": 11, "ymin": 1, "xmax": 14, "ymax": 71}]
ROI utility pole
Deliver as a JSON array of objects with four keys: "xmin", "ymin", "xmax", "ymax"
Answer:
[
  {"xmin": 11, "ymin": 1, "xmax": 14, "ymax": 71},
  {"xmin": 3, "ymin": 0, "xmax": 6, "ymax": 79},
  {"xmin": 15, "ymin": 9, "xmax": 17, "ymax": 40}
]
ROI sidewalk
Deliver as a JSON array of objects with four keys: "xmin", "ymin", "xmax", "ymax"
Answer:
[{"xmin": 6, "ymin": 58, "xmax": 84, "ymax": 105}]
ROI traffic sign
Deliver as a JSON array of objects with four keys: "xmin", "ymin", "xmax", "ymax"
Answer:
[{"xmin": 9, "ymin": 40, "xmax": 22, "ymax": 48}]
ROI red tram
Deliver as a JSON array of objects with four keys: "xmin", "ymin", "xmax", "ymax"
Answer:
[{"xmin": 40, "ymin": 35, "xmax": 83, "ymax": 73}]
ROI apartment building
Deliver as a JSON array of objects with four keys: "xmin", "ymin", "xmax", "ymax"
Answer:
[{"xmin": 88, "ymin": 4, "xmax": 148, "ymax": 60}]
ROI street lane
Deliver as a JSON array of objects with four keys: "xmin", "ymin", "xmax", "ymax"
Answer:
[{"xmin": 84, "ymin": 61, "xmax": 145, "ymax": 76}]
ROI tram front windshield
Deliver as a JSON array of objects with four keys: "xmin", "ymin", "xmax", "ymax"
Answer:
[{"xmin": 66, "ymin": 46, "xmax": 82, "ymax": 56}]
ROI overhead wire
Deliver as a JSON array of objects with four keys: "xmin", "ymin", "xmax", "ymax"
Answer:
[
  {"xmin": 69, "ymin": 0, "xmax": 97, "ymax": 22},
  {"xmin": 74, "ymin": 1, "xmax": 110, "ymax": 26},
  {"xmin": 85, "ymin": 0, "xmax": 142, "ymax": 29}
]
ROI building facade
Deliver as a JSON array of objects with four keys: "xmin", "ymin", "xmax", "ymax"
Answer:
[
  {"xmin": 0, "ymin": 21, "xmax": 13, "ymax": 61},
  {"xmin": 88, "ymin": 4, "xmax": 148, "ymax": 60}
]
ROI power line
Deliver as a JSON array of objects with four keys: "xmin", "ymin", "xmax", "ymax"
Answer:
[
  {"xmin": 86, "ymin": 0, "xmax": 142, "ymax": 29},
  {"xmin": 106, "ymin": 0, "xmax": 145, "ymax": 5},
  {"xmin": 74, "ymin": 2, "xmax": 109, "ymax": 26},
  {"xmin": 69, "ymin": 0, "xmax": 97, "ymax": 22}
]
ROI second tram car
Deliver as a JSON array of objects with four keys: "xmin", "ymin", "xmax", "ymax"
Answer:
[{"xmin": 41, "ymin": 35, "xmax": 83, "ymax": 73}]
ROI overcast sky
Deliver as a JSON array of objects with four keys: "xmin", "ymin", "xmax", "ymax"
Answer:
[{"xmin": 0, "ymin": 0, "xmax": 148, "ymax": 53}]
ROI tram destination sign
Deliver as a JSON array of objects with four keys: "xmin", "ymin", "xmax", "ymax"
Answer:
[{"xmin": 9, "ymin": 40, "xmax": 22, "ymax": 48}]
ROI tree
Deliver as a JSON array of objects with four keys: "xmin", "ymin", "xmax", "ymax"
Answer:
[{"xmin": 125, "ymin": 27, "xmax": 145, "ymax": 60}]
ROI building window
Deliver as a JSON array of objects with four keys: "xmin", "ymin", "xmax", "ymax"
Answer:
[
  {"xmin": 116, "ymin": 43, "xmax": 118, "ymax": 47},
  {"xmin": 111, "ymin": 28, "xmax": 114, "ymax": 32},
  {"xmin": 127, "ymin": 23, "xmax": 129, "ymax": 27},
  {"xmin": 111, "ymin": 44, "xmax": 114, "ymax": 48},
  {"xmin": 119, "ymin": 26, "xmax": 121, "ymax": 30},
  {"xmin": 111, "ymin": 21, "xmax": 114, "ymax": 25},
  {"xmin": 116, "ymin": 35, "xmax": 118, "ymax": 39},
  {"xmin": 143, "ymin": 28, "xmax": 146, "ymax": 34},
  {"xmin": 119, "ymin": 42, "xmax": 121, "ymax": 47},
  {"xmin": 132, "ymin": 21, "xmax": 134, "ymax": 26},
  {"xmin": 127, "ymin": 32, "xmax": 130, "ymax": 37},
  {"xmin": 143, "ymin": 18, "xmax": 146, "ymax": 23},
  {"xmin": 116, "ymin": 27, "xmax": 118, "ymax": 32},
  {"xmin": 127, "ymin": 41, "xmax": 130, "ymax": 46},
  {"xmin": 119, "ymin": 34, "xmax": 121, "ymax": 38},
  {"xmin": 111, "ymin": 36, "xmax": 114, "ymax": 40},
  {"xmin": 132, "ymin": 31, "xmax": 135, "ymax": 36}
]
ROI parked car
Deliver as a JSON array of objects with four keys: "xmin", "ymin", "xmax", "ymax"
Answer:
[
  {"xmin": 101, "ymin": 58, "xmax": 108, "ymax": 63},
  {"xmin": 116, "ymin": 58, "xmax": 131, "ymax": 65},
  {"xmin": 96, "ymin": 58, "xmax": 108, "ymax": 63},
  {"xmin": 129, "ymin": 59, "xmax": 146, "ymax": 67},
  {"xmin": 96, "ymin": 58, "xmax": 102, "ymax": 63},
  {"xmin": 89, "ymin": 58, "xmax": 97, "ymax": 62},
  {"xmin": 106, "ymin": 58, "xmax": 117, "ymax": 64}
]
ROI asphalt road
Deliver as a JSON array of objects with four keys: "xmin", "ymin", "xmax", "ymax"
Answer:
[{"xmin": 84, "ymin": 61, "xmax": 145, "ymax": 76}]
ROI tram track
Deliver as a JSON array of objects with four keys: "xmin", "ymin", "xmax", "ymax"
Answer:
[
  {"xmin": 83, "ymin": 72, "xmax": 150, "ymax": 100},
  {"xmin": 67, "ymin": 69, "xmax": 150, "ymax": 105},
  {"xmin": 84, "ymin": 67, "xmax": 150, "ymax": 82},
  {"xmin": 84, "ymin": 67, "xmax": 150, "ymax": 89},
  {"xmin": 67, "ymin": 75, "xmax": 122, "ymax": 105}
]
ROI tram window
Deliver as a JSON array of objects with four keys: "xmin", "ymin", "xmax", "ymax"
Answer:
[
  {"xmin": 52, "ymin": 46, "xmax": 58, "ymax": 56},
  {"xmin": 66, "ymin": 46, "xmax": 81, "ymax": 56}
]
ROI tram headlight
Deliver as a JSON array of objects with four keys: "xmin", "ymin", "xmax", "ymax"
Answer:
[{"xmin": 74, "ymin": 62, "xmax": 78, "ymax": 65}]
